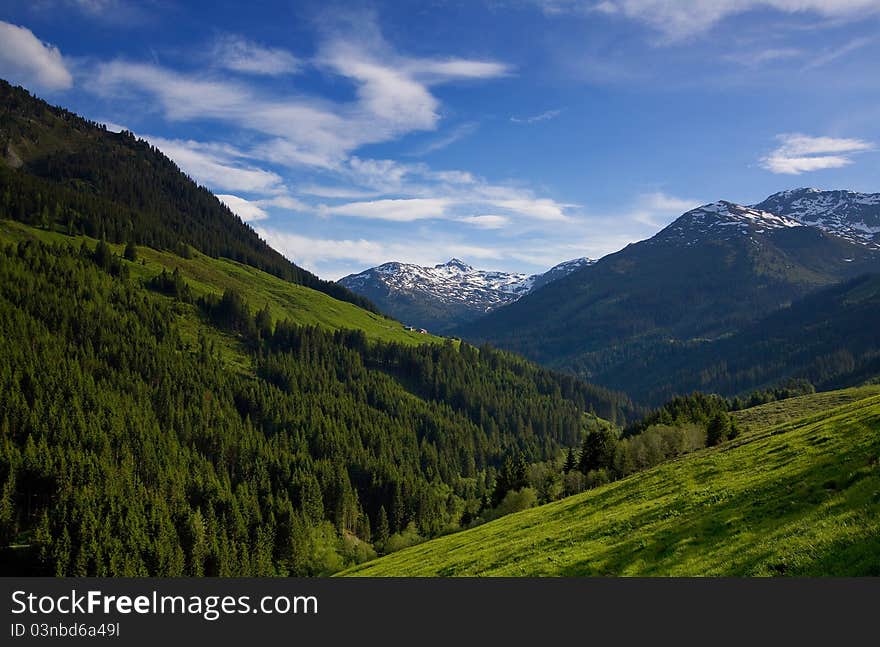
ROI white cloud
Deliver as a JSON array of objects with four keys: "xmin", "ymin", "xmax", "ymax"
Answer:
[
  {"xmin": 510, "ymin": 108, "xmax": 563, "ymax": 124},
  {"xmin": 458, "ymin": 215, "xmax": 511, "ymax": 229},
  {"xmin": 760, "ymin": 133, "xmax": 874, "ymax": 174},
  {"xmin": 535, "ymin": 1, "xmax": 880, "ymax": 40},
  {"xmin": 323, "ymin": 198, "xmax": 451, "ymax": 222},
  {"xmin": 91, "ymin": 20, "xmax": 509, "ymax": 170},
  {"xmin": 145, "ymin": 136, "xmax": 285, "ymax": 193},
  {"xmin": 0, "ymin": 21, "xmax": 73, "ymax": 91},
  {"xmin": 405, "ymin": 59, "xmax": 512, "ymax": 81},
  {"xmin": 217, "ymin": 194, "xmax": 269, "ymax": 222},
  {"xmin": 492, "ymin": 198, "xmax": 573, "ymax": 222},
  {"xmin": 212, "ymin": 34, "xmax": 301, "ymax": 76},
  {"xmin": 256, "ymin": 195, "xmax": 312, "ymax": 211}
]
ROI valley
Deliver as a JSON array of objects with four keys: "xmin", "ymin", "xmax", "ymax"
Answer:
[{"xmin": 1, "ymin": 78, "xmax": 878, "ymax": 579}]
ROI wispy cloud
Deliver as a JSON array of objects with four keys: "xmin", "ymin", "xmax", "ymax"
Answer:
[
  {"xmin": 212, "ymin": 34, "xmax": 301, "ymax": 76},
  {"xmin": 760, "ymin": 133, "xmax": 874, "ymax": 174},
  {"xmin": 510, "ymin": 108, "xmax": 563, "ymax": 124},
  {"xmin": 534, "ymin": 1, "xmax": 880, "ymax": 41},
  {"xmin": 411, "ymin": 122, "xmax": 479, "ymax": 155},
  {"xmin": 457, "ymin": 215, "xmax": 511, "ymax": 229},
  {"xmin": 323, "ymin": 198, "xmax": 452, "ymax": 222},
  {"xmin": 90, "ymin": 22, "xmax": 510, "ymax": 170},
  {"xmin": 0, "ymin": 21, "xmax": 72, "ymax": 91},
  {"xmin": 145, "ymin": 136, "xmax": 285, "ymax": 193},
  {"xmin": 801, "ymin": 35, "xmax": 873, "ymax": 70},
  {"xmin": 724, "ymin": 47, "xmax": 803, "ymax": 67},
  {"xmin": 217, "ymin": 194, "xmax": 269, "ymax": 222}
]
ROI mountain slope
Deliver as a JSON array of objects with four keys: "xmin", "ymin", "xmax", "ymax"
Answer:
[
  {"xmin": 339, "ymin": 256, "xmax": 593, "ymax": 332},
  {"xmin": 754, "ymin": 188, "xmax": 880, "ymax": 247},
  {"xmin": 0, "ymin": 79, "xmax": 375, "ymax": 312},
  {"xmin": 461, "ymin": 199, "xmax": 880, "ymax": 400},
  {"xmin": 599, "ymin": 272, "xmax": 880, "ymax": 403},
  {"xmin": 344, "ymin": 388, "xmax": 880, "ymax": 576}
]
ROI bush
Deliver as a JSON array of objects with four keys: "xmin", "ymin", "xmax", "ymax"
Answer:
[
  {"xmin": 481, "ymin": 488, "xmax": 539, "ymax": 523},
  {"xmin": 383, "ymin": 522, "xmax": 424, "ymax": 554}
]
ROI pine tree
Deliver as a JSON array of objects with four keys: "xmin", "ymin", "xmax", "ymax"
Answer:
[
  {"xmin": 707, "ymin": 412, "xmax": 731, "ymax": 446},
  {"xmin": 563, "ymin": 447, "xmax": 577, "ymax": 474},
  {"xmin": 579, "ymin": 428, "xmax": 618, "ymax": 474},
  {"xmin": 376, "ymin": 506, "xmax": 390, "ymax": 547}
]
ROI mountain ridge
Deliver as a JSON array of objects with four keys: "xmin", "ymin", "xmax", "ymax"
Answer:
[{"xmin": 338, "ymin": 255, "xmax": 594, "ymax": 332}]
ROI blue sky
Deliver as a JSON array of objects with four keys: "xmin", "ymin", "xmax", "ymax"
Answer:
[{"xmin": 1, "ymin": 1, "xmax": 879, "ymax": 279}]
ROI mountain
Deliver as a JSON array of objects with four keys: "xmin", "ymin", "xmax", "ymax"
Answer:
[
  {"xmin": 0, "ymin": 79, "xmax": 375, "ymax": 312},
  {"xmin": 754, "ymin": 188, "xmax": 880, "ymax": 247},
  {"xmin": 460, "ymin": 196, "xmax": 880, "ymax": 402},
  {"xmin": 339, "ymin": 256, "xmax": 594, "ymax": 332}
]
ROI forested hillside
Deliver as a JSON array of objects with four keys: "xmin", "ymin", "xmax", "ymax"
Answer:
[
  {"xmin": 0, "ymin": 79, "xmax": 374, "ymax": 311},
  {"xmin": 598, "ymin": 273, "xmax": 880, "ymax": 403},
  {"xmin": 0, "ymin": 229, "xmax": 634, "ymax": 575}
]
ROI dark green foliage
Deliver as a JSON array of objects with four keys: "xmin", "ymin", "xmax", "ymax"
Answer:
[
  {"xmin": 147, "ymin": 267, "xmax": 192, "ymax": 301},
  {"xmin": 624, "ymin": 392, "xmax": 729, "ymax": 438},
  {"xmin": 563, "ymin": 447, "xmax": 577, "ymax": 474},
  {"xmin": 0, "ymin": 79, "xmax": 376, "ymax": 312},
  {"xmin": 123, "ymin": 241, "xmax": 137, "ymax": 262},
  {"xmin": 578, "ymin": 427, "xmax": 618, "ymax": 474},
  {"xmin": 706, "ymin": 412, "xmax": 732, "ymax": 446},
  {"xmin": 491, "ymin": 455, "xmax": 529, "ymax": 507},
  {"xmin": 729, "ymin": 379, "xmax": 816, "ymax": 411},
  {"xmin": 0, "ymin": 237, "xmax": 630, "ymax": 575}
]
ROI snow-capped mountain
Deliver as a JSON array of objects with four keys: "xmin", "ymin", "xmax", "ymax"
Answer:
[
  {"xmin": 652, "ymin": 201, "xmax": 802, "ymax": 246},
  {"xmin": 753, "ymin": 188, "xmax": 880, "ymax": 247},
  {"xmin": 338, "ymin": 257, "xmax": 593, "ymax": 332}
]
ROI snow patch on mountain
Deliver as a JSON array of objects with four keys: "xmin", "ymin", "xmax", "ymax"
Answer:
[{"xmin": 753, "ymin": 188, "xmax": 880, "ymax": 247}]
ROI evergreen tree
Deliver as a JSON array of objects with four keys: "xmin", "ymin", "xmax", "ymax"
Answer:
[
  {"xmin": 376, "ymin": 506, "xmax": 390, "ymax": 547},
  {"xmin": 563, "ymin": 448, "xmax": 577, "ymax": 474},
  {"xmin": 579, "ymin": 428, "xmax": 618, "ymax": 474},
  {"xmin": 707, "ymin": 412, "xmax": 731, "ymax": 446}
]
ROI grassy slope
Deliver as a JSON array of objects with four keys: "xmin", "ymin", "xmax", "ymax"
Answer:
[
  {"xmin": 731, "ymin": 385, "xmax": 880, "ymax": 434},
  {"xmin": 344, "ymin": 387, "xmax": 880, "ymax": 576},
  {"xmin": 0, "ymin": 220, "xmax": 441, "ymax": 347}
]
